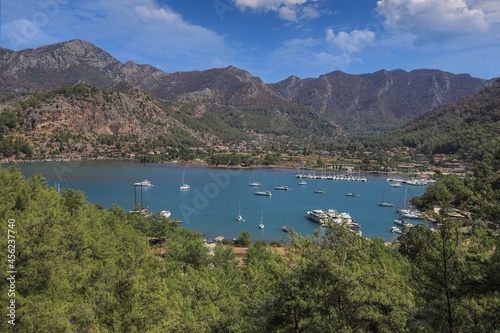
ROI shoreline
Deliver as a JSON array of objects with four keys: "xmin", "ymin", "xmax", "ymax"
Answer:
[{"xmin": 1, "ymin": 156, "xmax": 439, "ymax": 178}]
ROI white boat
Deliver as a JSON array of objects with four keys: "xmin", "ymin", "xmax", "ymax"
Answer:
[
  {"xmin": 345, "ymin": 185, "xmax": 359, "ymax": 197},
  {"xmin": 390, "ymin": 182, "xmax": 402, "ymax": 188},
  {"xmin": 160, "ymin": 210, "xmax": 171, "ymax": 218},
  {"xmin": 130, "ymin": 184, "xmax": 150, "ymax": 217},
  {"xmin": 282, "ymin": 217, "xmax": 288, "ymax": 232},
  {"xmin": 378, "ymin": 189, "xmax": 393, "ymax": 207},
  {"xmin": 401, "ymin": 211, "xmax": 424, "ymax": 220},
  {"xmin": 179, "ymin": 170, "xmax": 190, "ymax": 190},
  {"xmin": 298, "ymin": 180, "xmax": 307, "ymax": 185},
  {"xmin": 259, "ymin": 211, "xmax": 265, "ymax": 229},
  {"xmin": 348, "ymin": 221, "xmax": 362, "ymax": 231},
  {"xmin": 307, "ymin": 209, "xmax": 326, "ymax": 223},
  {"xmin": 254, "ymin": 190, "xmax": 272, "ymax": 197},
  {"xmin": 397, "ymin": 181, "xmax": 423, "ymax": 219},
  {"xmin": 274, "ymin": 171, "xmax": 289, "ymax": 190},
  {"xmin": 134, "ymin": 179, "xmax": 153, "ymax": 186},
  {"xmin": 313, "ymin": 179, "xmax": 324, "ymax": 194},
  {"xmin": 248, "ymin": 170, "xmax": 262, "ymax": 186},
  {"xmin": 394, "ymin": 218, "xmax": 413, "ymax": 228},
  {"xmin": 390, "ymin": 226, "xmax": 402, "ymax": 234},
  {"xmin": 236, "ymin": 200, "xmax": 244, "ymax": 222}
]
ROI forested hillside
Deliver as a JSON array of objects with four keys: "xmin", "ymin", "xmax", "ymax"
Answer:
[
  {"xmin": 0, "ymin": 84, "xmax": 345, "ymax": 160},
  {"xmin": 370, "ymin": 78, "xmax": 500, "ymax": 163},
  {"xmin": 1, "ymin": 166, "xmax": 499, "ymax": 332}
]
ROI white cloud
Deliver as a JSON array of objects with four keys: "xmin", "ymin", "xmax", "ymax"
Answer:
[
  {"xmin": 326, "ymin": 29, "xmax": 375, "ymax": 54},
  {"xmin": 1, "ymin": 19, "xmax": 59, "ymax": 50},
  {"xmin": 266, "ymin": 35, "xmax": 366, "ymax": 80},
  {"xmin": 233, "ymin": 0, "xmax": 308, "ymax": 10},
  {"xmin": 376, "ymin": 0, "xmax": 490, "ymax": 45},
  {"xmin": 278, "ymin": 6, "xmax": 298, "ymax": 21},
  {"xmin": 312, "ymin": 51, "xmax": 348, "ymax": 68},
  {"xmin": 233, "ymin": 0, "xmax": 321, "ymax": 22},
  {"xmin": 469, "ymin": 0, "xmax": 500, "ymax": 25}
]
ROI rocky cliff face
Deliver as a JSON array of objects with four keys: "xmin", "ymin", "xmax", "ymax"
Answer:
[
  {"xmin": 145, "ymin": 66, "xmax": 289, "ymax": 115},
  {"xmin": 0, "ymin": 39, "xmax": 165, "ymax": 95},
  {"xmin": 6, "ymin": 85, "xmax": 221, "ymax": 159},
  {"xmin": 268, "ymin": 69, "xmax": 488, "ymax": 134}
]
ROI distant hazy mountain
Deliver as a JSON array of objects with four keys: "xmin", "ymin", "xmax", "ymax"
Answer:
[
  {"xmin": 268, "ymin": 69, "xmax": 488, "ymax": 134},
  {"xmin": 376, "ymin": 78, "xmax": 500, "ymax": 160},
  {"xmin": 0, "ymin": 39, "xmax": 490, "ymax": 136}
]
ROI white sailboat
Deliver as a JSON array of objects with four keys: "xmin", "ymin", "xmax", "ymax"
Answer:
[
  {"xmin": 378, "ymin": 189, "xmax": 394, "ymax": 207},
  {"xmin": 248, "ymin": 169, "xmax": 262, "ymax": 187},
  {"xmin": 274, "ymin": 171, "xmax": 290, "ymax": 190},
  {"xmin": 313, "ymin": 179, "xmax": 324, "ymax": 194},
  {"xmin": 398, "ymin": 184, "xmax": 424, "ymax": 219},
  {"xmin": 282, "ymin": 217, "xmax": 288, "ymax": 232},
  {"xmin": 297, "ymin": 165, "xmax": 307, "ymax": 183},
  {"xmin": 179, "ymin": 170, "xmax": 190, "ymax": 190},
  {"xmin": 345, "ymin": 185, "xmax": 359, "ymax": 197},
  {"xmin": 236, "ymin": 200, "xmax": 244, "ymax": 222}
]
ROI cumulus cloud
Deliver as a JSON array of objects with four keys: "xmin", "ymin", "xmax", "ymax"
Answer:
[
  {"xmin": 233, "ymin": 0, "xmax": 308, "ymax": 10},
  {"xmin": 233, "ymin": 0, "xmax": 321, "ymax": 22},
  {"xmin": 376, "ymin": 0, "xmax": 489, "ymax": 45},
  {"xmin": 326, "ymin": 29, "xmax": 375, "ymax": 54}
]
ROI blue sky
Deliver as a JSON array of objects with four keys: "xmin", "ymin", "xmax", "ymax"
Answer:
[{"xmin": 1, "ymin": 0, "xmax": 500, "ymax": 83}]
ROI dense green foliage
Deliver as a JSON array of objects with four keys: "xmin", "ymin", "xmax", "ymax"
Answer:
[
  {"xmin": 412, "ymin": 148, "xmax": 500, "ymax": 224},
  {"xmin": 0, "ymin": 109, "xmax": 33, "ymax": 158},
  {"xmin": 1, "ymin": 166, "xmax": 499, "ymax": 332}
]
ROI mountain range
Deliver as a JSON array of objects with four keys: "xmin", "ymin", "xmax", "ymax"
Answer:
[{"xmin": 0, "ymin": 39, "xmax": 494, "ymax": 158}]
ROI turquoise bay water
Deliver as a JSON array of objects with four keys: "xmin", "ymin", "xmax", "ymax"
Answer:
[{"xmin": 13, "ymin": 160, "xmax": 428, "ymax": 243}]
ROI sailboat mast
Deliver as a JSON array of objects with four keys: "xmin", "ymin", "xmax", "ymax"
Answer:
[{"xmin": 140, "ymin": 184, "xmax": 143, "ymax": 209}]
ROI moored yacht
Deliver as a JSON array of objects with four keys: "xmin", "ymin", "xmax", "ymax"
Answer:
[
  {"xmin": 134, "ymin": 179, "xmax": 153, "ymax": 186},
  {"xmin": 254, "ymin": 190, "xmax": 272, "ymax": 197},
  {"xmin": 390, "ymin": 226, "xmax": 402, "ymax": 234},
  {"xmin": 401, "ymin": 211, "xmax": 424, "ymax": 219},
  {"xmin": 394, "ymin": 218, "xmax": 414, "ymax": 228},
  {"xmin": 307, "ymin": 209, "xmax": 327, "ymax": 223}
]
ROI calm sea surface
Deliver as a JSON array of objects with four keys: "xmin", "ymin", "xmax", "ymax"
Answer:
[{"xmin": 11, "ymin": 160, "xmax": 428, "ymax": 242}]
